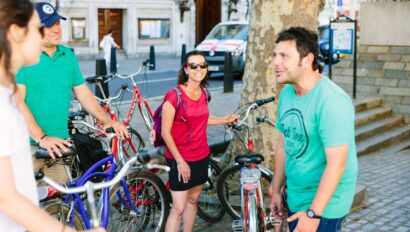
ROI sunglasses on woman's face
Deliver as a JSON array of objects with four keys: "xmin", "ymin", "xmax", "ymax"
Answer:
[{"xmin": 187, "ymin": 62, "xmax": 208, "ymax": 70}]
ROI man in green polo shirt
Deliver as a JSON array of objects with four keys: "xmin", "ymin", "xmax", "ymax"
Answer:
[
  {"xmin": 16, "ymin": 2, "xmax": 127, "ymax": 182},
  {"xmin": 269, "ymin": 27, "xmax": 358, "ymax": 232}
]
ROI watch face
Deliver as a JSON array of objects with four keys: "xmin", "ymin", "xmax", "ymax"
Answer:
[{"xmin": 307, "ymin": 210, "xmax": 314, "ymax": 218}]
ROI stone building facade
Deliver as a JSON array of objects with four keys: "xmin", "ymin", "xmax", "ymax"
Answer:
[{"xmin": 333, "ymin": 2, "xmax": 410, "ymax": 123}]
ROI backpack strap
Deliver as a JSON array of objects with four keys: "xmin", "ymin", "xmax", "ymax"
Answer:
[
  {"xmin": 202, "ymin": 87, "xmax": 211, "ymax": 103},
  {"xmin": 172, "ymin": 87, "xmax": 183, "ymax": 110},
  {"xmin": 172, "ymin": 87, "xmax": 187, "ymax": 122}
]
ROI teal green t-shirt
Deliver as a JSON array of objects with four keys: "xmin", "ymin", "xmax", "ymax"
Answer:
[
  {"xmin": 276, "ymin": 77, "xmax": 358, "ymax": 218},
  {"xmin": 16, "ymin": 45, "xmax": 84, "ymax": 144}
]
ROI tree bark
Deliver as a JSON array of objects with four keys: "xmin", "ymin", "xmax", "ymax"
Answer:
[{"xmin": 222, "ymin": 0, "xmax": 325, "ymax": 170}]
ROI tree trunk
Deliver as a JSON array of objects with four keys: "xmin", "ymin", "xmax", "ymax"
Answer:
[{"xmin": 221, "ymin": 0, "xmax": 325, "ymax": 170}]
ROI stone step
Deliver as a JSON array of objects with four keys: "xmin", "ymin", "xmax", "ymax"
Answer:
[
  {"xmin": 351, "ymin": 183, "xmax": 367, "ymax": 212},
  {"xmin": 364, "ymin": 140, "xmax": 410, "ymax": 157},
  {"xmin": 355, "ymin": 115, "xmax": 404, "ymax": 142},
  {"xmin": 355, "ymin": 107, "xmax": 392, "ymax": 128},
  {"xmin": 354, "ymin": 97, "xmax": 382, "ymax": 113},
  {"xmin": 357, "ymin": 125, "xmax": 410, "ymax": 156}
]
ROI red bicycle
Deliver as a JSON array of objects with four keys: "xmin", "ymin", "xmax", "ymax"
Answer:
[{"xmin": 84, "ymin": 60, "xmax": 155, "ymax": 157}]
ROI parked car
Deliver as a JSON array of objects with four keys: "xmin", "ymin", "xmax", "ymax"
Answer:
[
  {"xmin": 195, "ymin": 21, "xmax": 248, "ymax": 78},
  {"xmin": 318, "ymin": 25, "xmax": 345, "ymax": 64}
]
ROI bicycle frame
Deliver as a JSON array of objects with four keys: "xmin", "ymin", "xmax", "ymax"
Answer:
[
  {"xmin": 240, "ymin": 164, "xmax": 266, "ymax": 232},
  {"xmin": 39, "ymin": 146, "xmax": 169, "ymax": 229}
]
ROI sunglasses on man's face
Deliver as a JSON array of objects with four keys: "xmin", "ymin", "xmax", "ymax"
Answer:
[{"xmin": 187, "ymin": 62, "xmax": 208, "ymax": 70}]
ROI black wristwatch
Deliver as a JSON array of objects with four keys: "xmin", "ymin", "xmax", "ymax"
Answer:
[{"xmin": 307, "ymin": 209, "xmax": 322, "ymax": 219}]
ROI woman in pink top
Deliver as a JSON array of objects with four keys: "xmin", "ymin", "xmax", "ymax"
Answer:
[{"xmin": 163, "ymin": 51, "xmax": 238, "ymax": 231}]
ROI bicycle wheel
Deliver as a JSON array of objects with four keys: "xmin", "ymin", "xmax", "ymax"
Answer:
[
  {"xmin": 245, "ymin": 192, "xmax": 259, "ymax": 232},
  {"xmin": 217, "ymin": 165, "xmax": 272, "ymax": 219},
  {"xmin": 42, "ymin": 201, "xmax": 85, "ymax": 230},
  {"xmin": 197, "ymin": 158, "xmax": 225, "ymax": 222},
  {"xmin": 122, "ymin": 128, "xmax": 144, "ymax": 158},
  {"xmin": 139, "ymin": 101, "xmax": 154, "ymax": 131},
  {"xmin": 108, "ymin": 170, "xmax": 170, "ymax": 232}
]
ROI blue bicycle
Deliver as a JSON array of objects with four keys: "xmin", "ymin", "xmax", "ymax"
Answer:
[{"xmin": 36, "ymin": 125, "xmax": 170, "ymax": 231}]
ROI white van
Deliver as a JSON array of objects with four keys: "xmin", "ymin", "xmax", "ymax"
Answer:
[{"xmin": 195, "ymin": 21, "xmax": 248, "ymax": 78}]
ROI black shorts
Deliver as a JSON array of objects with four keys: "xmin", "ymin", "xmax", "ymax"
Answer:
[{"xmin": 166, "ymin": 156, "xmax": 209, "ymax": 191}]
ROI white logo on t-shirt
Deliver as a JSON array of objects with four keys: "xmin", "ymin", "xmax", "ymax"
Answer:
[{"xmin": 42, "ymin": 5, "xmax": 54, "ymax": 14}]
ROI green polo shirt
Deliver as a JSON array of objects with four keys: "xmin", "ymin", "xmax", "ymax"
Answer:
[{"xmin": 16, "ymin": 45, "xmax": 84, "ymax": 144}]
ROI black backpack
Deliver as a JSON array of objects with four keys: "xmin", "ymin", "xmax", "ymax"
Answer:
[{"xmin": 70, "ymin": 133, "xmax": 108, "ymax": 173}]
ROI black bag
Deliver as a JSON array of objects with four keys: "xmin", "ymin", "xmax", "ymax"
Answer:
[{"xmin": 70, "ymin": 133, "xmax": 108, "ymax": 173}]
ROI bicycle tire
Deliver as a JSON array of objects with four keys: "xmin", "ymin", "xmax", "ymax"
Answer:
[
  {"xmin": 139, "ymin": 102, "xmax": 154, "ymax": 131},
  {"xmin": 246, "ymin": 192, "xmax": 259, "ymax": 232},
  {"xmin": 197, "ymin": 158, "xmax": 225, "ymax": 222},
  {"xmin": 42, "ymin": 201, "xmax": 85, "ymax": 230},
  {"xmin": 122, "ymin": 128, "xmax": 144, "ymax": 158},
  {"xmin": 217, "ymin": 165, "xmax": 272, "ymax": 220},
  {"xmin": 108, "ymin": 170, "xmax": 170, "ymax": 232}
]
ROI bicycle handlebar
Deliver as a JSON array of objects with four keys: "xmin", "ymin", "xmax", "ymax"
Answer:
[
  {"xmin": 230, "ymin": 96, "xmax": 275, "ymax": 130},
  {"xmin": 85, "ymin": 74, "xmax": 115, "ymax": 84},
  {"xmin": 255, "ymin": 96, "xmax": 275, "ymax": 106},
  {"xmin": 37, "ymin": 146, "xmax": 168, "ymax": 194}
]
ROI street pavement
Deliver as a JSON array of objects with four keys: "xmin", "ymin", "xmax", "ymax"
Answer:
[{"xmin": 193, "ymin": 149, "xmax": 410, "ymax": 232}]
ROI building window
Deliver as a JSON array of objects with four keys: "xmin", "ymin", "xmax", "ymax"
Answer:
[
  {"xmin": 138, "ymin": 18, "xmax": 170, "ymax": 39},
  {"xmin": 71, "ymin": 18, "xmax": 86, "ymax": 40}
]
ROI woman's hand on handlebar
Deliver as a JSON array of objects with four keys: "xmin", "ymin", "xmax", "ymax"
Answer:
[
  {"xmin": 224, "ymin": 114, "xmax": 240, "ymax": 124},
  {"xmin": 208, "ymin": 114, "xmax": 239, "ymax": 125}
]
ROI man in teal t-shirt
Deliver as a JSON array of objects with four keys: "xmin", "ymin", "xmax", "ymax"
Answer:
[
  {"xmin": 16, "ymin": 2, "xmax": 127, "ymax": 182},
  {"xmin": 269, "ymin": 27, "xmax": 358, "ymax": 232}
]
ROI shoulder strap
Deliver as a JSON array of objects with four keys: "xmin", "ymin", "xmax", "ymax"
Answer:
[
  {"xmin": 172, "ymin": 87, "xmax": 183, "ymax": 109},
  {"xmin": 203, "ymin": 87, "xmax": 211, "ymax": 103}
]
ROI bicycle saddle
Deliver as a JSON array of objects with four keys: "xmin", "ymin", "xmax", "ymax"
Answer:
[
  {"xmin": 235, "ymin": 153, "xmax": 264, "ymax": 165},
  {"xmin": 34, "ymin": 146, "xmax": 77, "ymax": 159}
]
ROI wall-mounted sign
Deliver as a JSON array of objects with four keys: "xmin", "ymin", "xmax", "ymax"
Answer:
[{"xmin": 138, "ymin": 18, "xmax": 170, "ymax": 39}]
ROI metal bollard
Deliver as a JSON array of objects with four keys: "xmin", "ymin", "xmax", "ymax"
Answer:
[
  {"xmin": 149, "ymin": 45, "xmax": 156, "ymax": 70},
  {"xmin": 181, "ymin": 44, "xmax": 186, "ymax": 66},
  {"xmin": 224, "ymin": 52, "xmax": 234, "ymax": 93},
  {"xmin": 95, "ymin": 59, "xmax": 109, "ymax": 100},
  {"xmin": 110, "ymin": 46, "xmax": 117, "ymax": 73}
]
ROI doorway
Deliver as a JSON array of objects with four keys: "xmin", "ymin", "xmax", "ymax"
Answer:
[
  {"xmin": 196, "ymin": 0, "xmax": 221, "ymax": 45},
  {"xmin": 98, "ymin": 9, "xmax": 123, "ymax": 48}
]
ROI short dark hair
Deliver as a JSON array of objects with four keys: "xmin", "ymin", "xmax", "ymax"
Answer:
[
  {"xmin": 0, "ymin": 0, "xmax": 34, "ymax": 91},
  {"xmin": 276, "ymin": 27, "xmax": 319, "ymax": 71},
  {"xmin": 177, "ymin": 50, "xmax": 209, "ymax": 88}
]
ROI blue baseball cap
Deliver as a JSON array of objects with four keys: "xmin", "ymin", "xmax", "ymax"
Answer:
[{"xmin": 35, "ymin": 2, "xmax": 67, "ymax": 27}]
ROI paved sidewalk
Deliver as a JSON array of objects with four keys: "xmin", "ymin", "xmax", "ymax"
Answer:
[{"xmin": 193, "ymin": 149, "xmax": 410, "ymax": 232}]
